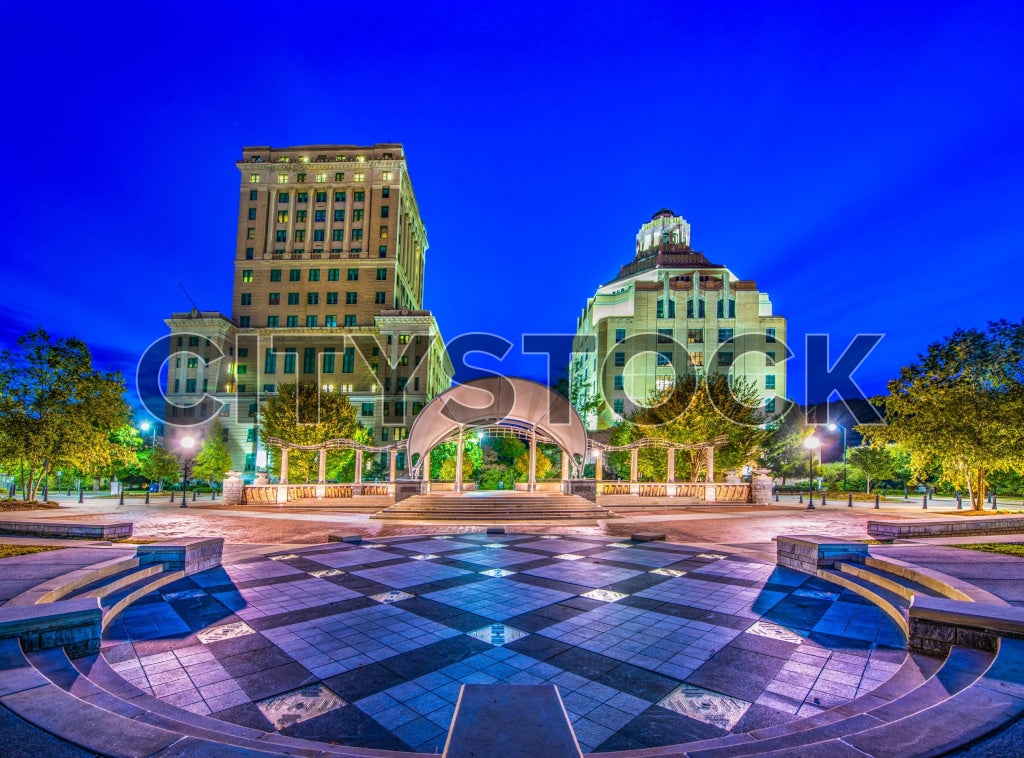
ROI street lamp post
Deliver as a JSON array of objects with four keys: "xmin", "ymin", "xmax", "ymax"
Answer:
[
  {"xmin": 179, "ymin": 437, "xmax": 195, "ymax": 509},
  {"xmin": 803, "ymin": 436, "xmax": 820, "ymax": 510},
  {"xmin": 140, "ymin": 421, "xmax": 157, "ymax": 449},
  {"xmin": 828, "ymin": 423, "xmax": 848, "ymax": 492}
]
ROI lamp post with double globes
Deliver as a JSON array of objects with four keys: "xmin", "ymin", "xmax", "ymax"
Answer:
[
  {"xmin": 179, "ymin": 437, "xmax": 195, "ymax": 509},
  {"xmin": 828, "ymin": 422, "xmax": 848, "ymax": 492},
  {"xmin": 803, "ymin": 435, "xmax": 820, "ymax": 510}
]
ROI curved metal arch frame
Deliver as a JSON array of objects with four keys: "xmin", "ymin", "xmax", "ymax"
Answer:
[
  {"xmin": 264, "ymin": 436, "xmax": 404, "ymax": 455},
  {"xmin": 589, "ymin": 434, "xmax": 729, "ymax": 453}
]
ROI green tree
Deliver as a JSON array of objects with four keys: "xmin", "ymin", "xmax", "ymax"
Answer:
[
  {"xmin": 140, "ymin": 446, "xmax": 182, "ymax": 489},
  {"xmin": 860, "ymin": 320, "xmax": 1024, "ymax": 509},
  {"xmin": 0, "ymin": 329, "xmax": 131, "ymax": 501},
  {"xmin": 514, "ymin": 449, "xmax": 553, "ymax": 479},
  {"xmin": 259, "ymin": 383, "xmax": 367, "ymax": 483},
  {"xmin": 847, "ymin": 444, "xmax": 897, "ymax": 493},
  {"xmin": 192, "ymin": 421, "xmax": 234, "ymax": 484},
  {"xmin": 759, "ymin": 411, "xmax": 812, "ymax": 484},
  {"xmin": 614, "ymin": 375, "xmax": 768, "ymax": 481}
]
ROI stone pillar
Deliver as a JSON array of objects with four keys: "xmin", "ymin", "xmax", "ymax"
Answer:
[
  {"xmin": 388, "ymin": 450, "xmax": 397, "ymax": 483},
  {"xmin": 317, "ymin": 448, "xmax": 327, "ymax": 484},
  {"xmin": 594, "ymin": 450, "xmax": 603, "ymax": 481},
  {"xmin": 667, "ymin": 448, "xmax": 676, "ymax": 483},
  {"xmin": 751, "ymin": 469, "xmax": 773, "ymax": 504},
  {"xmin": 561, "ymin": 449, "xmax": 570, "ymax": 480},
  {"xmin": 704, "ymin": 446, "xmax": 716, "ymax": 502},
  {"xmin": 221, "ymin": 472, "xmax": 243, "ymax": 506},
  {"xmin": 455, "ymin": 427, "xmax": 464, "ymax": 493},
  {"xmin": 280, "ymin": 448, "xmax": 289, "ymax": 485},
  {"xmin": 423, "ymin": 451, "xmax": 431, "ymax": 482},
  {"xmin": 630, "ymin": 448, "xmax": 639, "ymax": 482},
  {"xmin": 355, "ymin": 449, "xmax": 363, "ymax": 484},
  {"xmin": 528, "ymin": 429, "xmax": 537, "ymax": 492}
]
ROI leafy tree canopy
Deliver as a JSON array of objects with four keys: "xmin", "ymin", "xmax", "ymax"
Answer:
[
  {"xmin": 860, "ymin": 319, "xmax": 1024, "ymax": 509},
  {"xmin": 192, "ymin": 421, "xmax": 234, "ymax": 483},
  {"xmin": 0, "ymin": 329, "xmax": 130, "ymax": 500},
  {"xmin": 140, "ymin": 446, "xmax": 182, "ymax": 487}
]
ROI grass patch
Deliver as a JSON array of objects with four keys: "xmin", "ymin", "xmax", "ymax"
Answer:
[
  {"xmin": 0, "ymin": 544, "xmax": 65, "ymax": 559},
  {"xmin": 0, "ymin": 499, "xmax": 62, "ymax": 511},
  {"xmin": 952, "ymin": 543, "xmax": 1024, "ymax": 558},
  {"xmin": 114, "ymin": 538, "xmax": 161, "ymax": 544},
  {"xmin": 948, "ymin": 509, "xmax": 1024, "ymax": 516}
]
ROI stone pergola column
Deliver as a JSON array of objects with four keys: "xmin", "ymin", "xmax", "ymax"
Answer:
[
  {"xmin": 528, "ymin": 428, "xmax": 538, "ymax": 492},
  {"xmin": 455, "ymin": 427, "xmax": 464, "ymax": 493},
  {"xmin": 280, "ymin": 448, "xmax": 290, "ymax": 484},
  {"xmin": 594, "ymin": 450, "xmax": 603, "ymax": 481},
  {"xmin": 354, "ymin": 449, "xmax": 363, "ymax": 485},
  {"xmin": 388, "ymin": 450, "xmax": 397, "ymax": 483},
  {"xmin": 630, "ymin": 448, "xmax": 639, "ymax": 482},
  {"xmin": 705, "ymin": 445, "xmax": 716, "ymax": 502},
  {"xmin": 423, "ymin": 451, "xmax": 431, "ymax": 482},
  {"xmin": 561, "ymin": 449, "xmax": 570, "ymax": 480},
  {"xmin": 667, "ymin": 448, "xmax": 676, "ymax": 483},
  {"xmin": 317, "ymin": 448, "xmax": 327, "ymax": 484}
]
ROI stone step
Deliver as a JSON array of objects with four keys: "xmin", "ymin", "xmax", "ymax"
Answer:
[
  {"xmin": 97, "ymin": 570, "xmax": 185, "ymax": 629},
  {"xmin": 837, "ymin": 560, "xmax": 946, "ymax": 602},
  {"xmin": 66, "ymin": 564, "xmax": 165, "ymax": 601},
  {"xmin": 816, "ymin": 567, "xmax": 910, "ymax": 635}
]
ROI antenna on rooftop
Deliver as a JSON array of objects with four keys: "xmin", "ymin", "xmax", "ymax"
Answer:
[{"xmin": 179, "ymin": 283, "xmax": 202, "ymax": 313}]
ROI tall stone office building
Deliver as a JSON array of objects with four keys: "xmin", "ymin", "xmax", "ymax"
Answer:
[
  {"xmin": 164, "ymin": 144, "xmax": 453, "ymax": 478},
  {"xmin": 571, "ymin": 210, "xmax": 786, "ymax": 430}
]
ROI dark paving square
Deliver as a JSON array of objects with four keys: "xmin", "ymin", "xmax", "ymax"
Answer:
[
  {"xmin": 687, "ymin": 645, "xmax": 788, "ymax": 702},
  {"xmin": 325, "ymin": 663, "xmax": 408, "ymax": 703},
  {"xmin": 595, "ymin": 662, "xmax": 680, "ymax": 702},
  {"xmin": 615, "ymin": 704, "xmax": 728, "ymax": 747},
  {"xmin": 281, "ymin": 705, "xmax": 412, "ymax": 751}
]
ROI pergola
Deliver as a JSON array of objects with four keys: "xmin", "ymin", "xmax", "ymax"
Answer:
[
  {"xmin": 588, "ymin": 434, "xmax": 730, "ymax": 483},
  {"xmin": 264, "ymin": 436, "xmax": 401, "ymax": 484}
]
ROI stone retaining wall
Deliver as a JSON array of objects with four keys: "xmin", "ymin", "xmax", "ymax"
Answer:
[
  {"xmin": 909, "ymin": 595, "xmax": 1024, "ymax": 656},
  {"xmin": 776, "ymin": 535, "xmax": 870, "ymax": 573},
  {"xmin": 136, "ymin": 538, "xmax": 223, "ymax": 576},
  {"xmin": 0, "ymin": 521, "xmax": 133, "ymax": 539},
  {"xmin": 0, "ymin": 598, "xmax": 102, "ymax": 657},
  {"xmin": 868, "ymin": 515, "xmax": 1024, "ymax": 540}
]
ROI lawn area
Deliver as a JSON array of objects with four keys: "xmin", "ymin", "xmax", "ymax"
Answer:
[
  {"xmin": 0, "ymin": 499, "xmax": 61, "ymax": 512},
  {"xmin": 0, "ymin": 544, "xmax": 65, "ymax": 559},
  {"xmin": 953, "ymin": 543, "xmax": 1024, "ymax": 558},
  {"xmin": 950, "ymin": 510, "xmax": 1024, "ymax": 516}
]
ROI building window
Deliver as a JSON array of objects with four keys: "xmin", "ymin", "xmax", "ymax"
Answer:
[
  {"xmin": 309, "ymin": 269, "xmax": 321, "ymax": 281},
  {"xmin": 282, "ymin": 348, "xmax": 296, "ymax": 374},
  {"xmin": 314, "ymin": 209, "xmax": 326, "ymax": 223},
  {"xmin": 240, "ymin": 293, "xmax": 252, "ymax": 305},
  {"xmin": 656, "ymin": 298, "xmax": 676, "ymax": 319},
  {"xmin": 342, "ymin": 347, "xmax": 355, "ymax": 373},
  {"xmin": 187, "ymin": 357, "xmax": 199, "ymax": 369},
  {"xmin": 382, "ymin": 187, "xmax": 390, "ymax": 198},
  {"xmin": 765, "ymin": 375, "xmax": 776, "ymax": 390},
  {"xmin": 287, "ymin": 293, "xmax": 299, "ymax": 305},
  {"xmin": 325, "ymin": 268, "xmax": 339, "ymax": 281},
  {"xmin": 717, "ymin": 328, "xmax": 734, "ymax": 343},
  {"xmin": 301, "ymin": 347, "xmax": 315, "ymax": 373},
  {"xmin": 717, "ymin": 298, "xmax": 736, "ymax": 318},
  {"xmin": 615, "ymin": 328, "xmax": 626, "ymax": 343},
  {"xmin": 344, "ymin": 315, "xmax": 356, "ymax": 327},
  {"xmin": 380, "ymin": 428, "xmax": 389, "ymax": 442},
  {"xmin": 657, "ymin": 328, "xmax": 673, "ymax": 344},
  {"xmin": 250, "ymin": 173, "xmax": 261, "ymax": 183},
  {"xmin": 267, "ymin": 316, "xmax": 279, "ymax": 327},
  {"xmin": 334, "ymin": 191, "xmax": 345, "ymax": 203},
  {"xmin": 346, "ymin": 292, "xmax": 357, "ymax": 304},
  {"xmin": 718, "ymin": 351, "xmax": 733, "ymax": 366},
  {"xmin": 306, "ymin": 315, "xmax": 318, "ymax": 327},
  {"xmin": 765, "ymin": 397, "xmax": 776, "ymax": 413},
  {"xmin": 188, "ymin": 336, "xmax": 199, "ymax": 346},
  {"xmin": 335, "ymin": 172, "xmax": 344, "ymax": 181},
  {"xmin": 361, "ymin": 402, "xmax": 374, "ymax": 417},
  {"xmin": 269, "ymin": 269, "xmax": 282, "ymax": 282},
  {"xmin": 614, "ymin": 352, "xmax": 625, "ymax": 367},
  {"xmin": 297, "ymin": 192, "xmax": 308, "ymax": 203},
  {"xmin": 277, "ymin": 173, "xmax": 288, "ymax": 184},
  {"xmin": 242, "ymin": 269, "xmax": 253, "ymax": 282},
  {"xmin": 380, "ymin": 205, "xmax": 389, "ymax": 218},
  {"xmin": 246, "ymin": 227, "xmax": 256, "ymax": 239},
  {"xmin": 245, "ymin": 247, "xmax": 254, "ymax": 260},
  {"xmin": 379, "ymin": 225, "xmax": 388, "ymax": 238},
  {"xmin": 766, "ymin": 351, "xmax": 776, "ymax": 366},
  {"xmin": 766, "ymin": 328, "xmax": 777, "ymax": 343},
  {"xmin": 332, "ymin": 229, "xmax": 344, "ymax": 241},
  {"xmin": 275, "ymin": 230, "xmax": 287, "ymax": 242},
  {"xmin": 286, "ymin": 315, "xmax": 298, "ymax": 327},
  {"xmin": 379, "ymin": 245, "xmax": 387, "ymax": 257},
  {"xmin": 689, "ymin": 352, "xmax": 704, "ymax": 367},
  {"xmin": 294, "ymin": 230, "xmax": 305, "ymax": 242},
  {"xmin": 247, "ymin": 207, "xmax": 257, "ymax": 220},
  {"xmin": 315, "ymin": 172, "xmax": 326, "ymax": 183},
  {"xmin": 354, "ymin": 172, "xmax": 365, "ymax": 182},
  {"xmin": 354, "ymin": 191, "xmax": 365, "ymax": 202},
  {"xmin": 346, "ymin": 268, "xmax": 358, "ymax": 281},
  {"xmin": 325, "ymin": 315, "xmax": 337, "ymax": 327},
  {"xmin": 613, "ymin": 398, "xmax": 624, "ymax": 414},
  {"xmin": 307, "ymin": 292, "xmax": 319, "ymax": 305},
  {"xmin": 333, "ymin": 209, "xmax": 345, "ymax": 222},
  {"xmin": 614, "ymin": 375, "xmax": 624, "ymax": 390},
  {"xmin": 352, "ymin": 209, "xmax": 364, "ymax": 221},
  {"xmin": 657, "ymin": 351, "xmax": 672, "ymax": 366},
  {"xmin": 322, "ymin": 347, "xmax": 336, "ymax": 372},
  {"xmin": 278, "ymin": 192, "xmax": 289, "ymax": 203},
  {"xmin": 186, "ymin": 379, "xmax": 196, "ymax": 392},
  {"xmin": 687, "ymin": 299, "xmax": 706, "ymax": 318},
  {"xmin": 376, "ymin": 268, "xmax": 387, "ymax": 280},
  {"xmin": 315, "ymin": 191, "xmax": 327, "ymax": 203},
  {"xmin": 265, "ymin": 348, "xmax": 277, "ymax": 374},
  {"xmin": 326, "ymin": 292, "xmax": 338, "ymax": 305},
  {"xmin": 287, "ymin": 269, "xmax": 300, "ymax": 282},
  {"xmin": 351, "ymin": 229, "xmax": 363, "ymax": 241},
  {"xmin": 687, "ymin": 329, "xmax": 703, "ymax": 344},
  {"xmin": 297, "ymin": 172, "xmax": 306, "ymax": 183},
  {"xmin": 381, "ymin": 171, "xmax": 392, "ymax": 181},
  {"xmin": 249, "ymin": 189, "xmax": 258, "ymax": 201},
  {"xmin": 375, "ymin": 291, "xmax": 386, "ymax": 304},
  {"xmin": 238, "ymin": 316, "xmax": 250, "ymax": 327}
]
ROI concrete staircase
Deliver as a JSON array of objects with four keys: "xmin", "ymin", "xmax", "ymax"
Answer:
[{"xmin": 371, "ymin": 492, "xmax": 617, "ymax": 520}]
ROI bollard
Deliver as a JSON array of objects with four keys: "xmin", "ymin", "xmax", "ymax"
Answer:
[
  {"xmin": 992, "ymin": 493, "xmax": 998, "ymax": 511},
  {"xmin": 821, "ymin": 492, "xmax": 827, "ymax": 506},
  {"xmin": 67, "ymin": 488, "xmax": 71, "ymax": 497},
  {"xmin": 170, "ymin": 490, "xmax": 176, "ymax": 503},
  {"xmin": 78, "ymin": 488, "xmax": 83, "ymax": 504},
  {"xmin": 799, "ymin": 493, "xmax": 803, "ymax": 504},
  {"xmin": 42, "ymin": 484, "xmax": 48, "ymax": 501},
  {"xmin": 145, "ymin": 490, "xmax": 150, "ymax": 505},
  {"xmin": 848, "ymin": 494, "xmax": 853, "ymax": 508},
  {"xmin": 211, "ymin": 489, "xmax": 216, "ymax": 501},
  {"xmin": 874, "ymin": 494, "xmax": 880, "ymax": 509},
  {"xmin": 904, "ymin": 488, "xmax": 909, "ymax": 502},
  {"xmin": 119, "ymin": 489, "xmax": 124, "ymax": 505},
  {"xmin": 774, "ymin": 490, "xmax": 779, "ymax": 502},
  {"xmin": 956, "ymin": 491, "xmax": 962, "ymax": 509},
  {"xmin": 192, "ymin": 490, "xmax": 197, "ymax": 502},
  {"xmin": 922, "ymin": 495, "xmax": 927, "ymax": 509}
]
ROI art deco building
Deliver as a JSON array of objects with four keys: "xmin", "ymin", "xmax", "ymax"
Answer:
[
  {"xmin": 571, "ymin": 210, "xmax": 786, "ymax": 430},
  {"xmin": 164, "ymin": 144, "xmax": 453, "ymax": 477}
]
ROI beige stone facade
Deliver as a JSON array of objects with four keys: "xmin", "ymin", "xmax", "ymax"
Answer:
[
  {"xmin": 571, "ymin": 210, "xmax": 786, "ymax": 430},
  {"xmin": 164, "ymin": 145, "xmax": 452, "ymax": 478}
]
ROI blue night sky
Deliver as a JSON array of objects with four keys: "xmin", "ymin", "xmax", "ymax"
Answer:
[{"xmin": 2, "ymin": 1, "xmax": 1022, "ymax": 409}]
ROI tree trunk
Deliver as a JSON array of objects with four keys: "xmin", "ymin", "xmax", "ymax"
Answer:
[{"xmin": 974, "ymin": 467, "xmax": 986, "ymax": 510}]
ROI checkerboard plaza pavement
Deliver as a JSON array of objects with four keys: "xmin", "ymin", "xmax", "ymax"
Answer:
[{"xmin": 101, "ymin": 532, "xmax": 908, "ymax": 753}]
